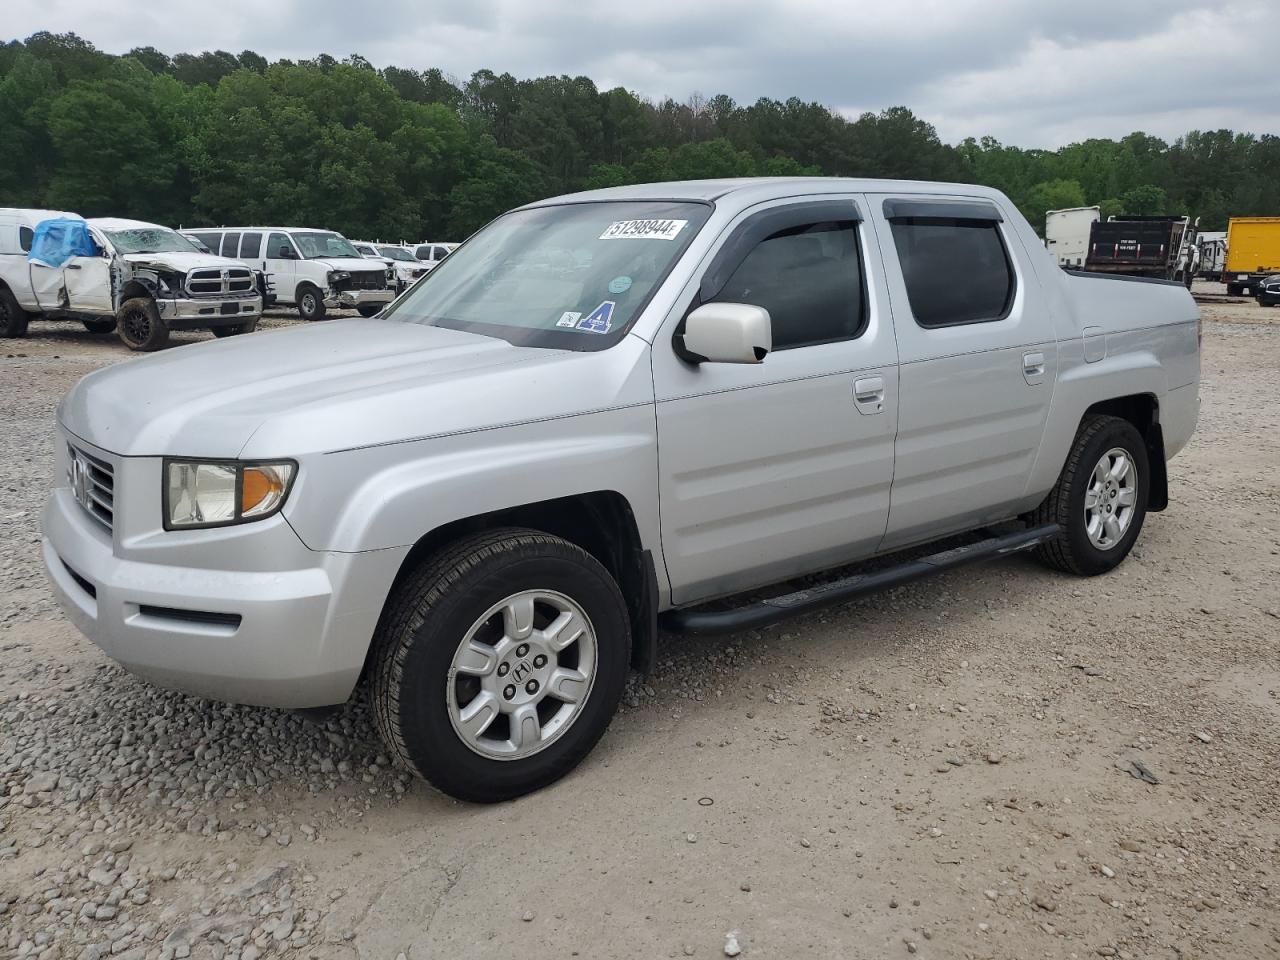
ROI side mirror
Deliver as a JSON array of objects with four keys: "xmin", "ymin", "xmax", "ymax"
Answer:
[
  {"xmin": 277, "ymin": 246, "xmax": 295, "ymax": 258},
  {"xmin": 679, "ymin": 302, "xmax": 771, "ymax": 364}
]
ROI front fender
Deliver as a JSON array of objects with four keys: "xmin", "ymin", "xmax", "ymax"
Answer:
[{"xmin": 283, "ymin": 405, "xmax": 662, "ymax": 556}]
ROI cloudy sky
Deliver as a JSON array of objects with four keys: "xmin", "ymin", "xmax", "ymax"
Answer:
[{"xmin": 5, "ymin": 0, "xmax": 1277, "ymax": 148}]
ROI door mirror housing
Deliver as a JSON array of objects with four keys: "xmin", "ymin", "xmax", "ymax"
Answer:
[
  {"xmin": 679, "ymin": 302, "xmax": 771, "ymax": 364},
  {"xmin": 277, "ymin": 245, "xmax": 295, "ymax": 259}
]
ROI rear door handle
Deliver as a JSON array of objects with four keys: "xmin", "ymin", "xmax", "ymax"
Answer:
[
  {"xmin": 853, "ymin": 375, "xmax": 885, "ymax": 415},
  {"xmin": 66, "ymin": 264, "xmax": 82, "ymax": 270},
  {"xmin": 1022, "ymin": 351, "xmax": 1046, "ymax": 385}
]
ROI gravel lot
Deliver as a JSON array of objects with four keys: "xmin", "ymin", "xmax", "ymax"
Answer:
[{"xmin": 2, "ymin": 290, "xmax": 1279, "ymax": 960}]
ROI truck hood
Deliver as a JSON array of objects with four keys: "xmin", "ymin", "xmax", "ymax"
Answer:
[
  {"xmin": 120, "ymin": 251, "xmax": 242, "ymax": 274},
  {"xmin": 58, "ymin": 320, "xmax": 651, "ymax": 459}
]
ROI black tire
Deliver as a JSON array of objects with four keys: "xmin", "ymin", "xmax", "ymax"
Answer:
[
  {"xmin": 1226, "ymin": 283, "xmax": 1243, "ymax": 297},
  {"xmin": 115, "ymin": 297, "xmax": 169, "ymax": 352},
  {"xmin": 356, "ymin": 304, "xmax": 383, "ymax": 318},
  {"xmin": 0, "ymin": 286, "xmax": 30, "ymax": 338},
  {"xmin": 1032, "ymin": 415, "xmax": 1150, "ymax": 576},
  {"xmin": 211, "ymin": 317, "xmax": 258, "ymax": 337},
  {"xmin": 81, "ymin": 317, "xmax": 117, "ymax": 334},
  {"xmin": 371, "ymin": 528, "xmax": 631, "ymax": 803},
  {"xmin": 296, "ymin": 285, "xmax": 326, "ymax": 321}
]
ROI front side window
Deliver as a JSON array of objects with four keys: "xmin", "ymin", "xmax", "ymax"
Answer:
[
  {"xmin": 414, "ymin": 245, "xmax": 433, "ymax": 261},
  {"xmin": 19, "ymin": 226, "xmax": 33, "ymax": 252},
  {"xmin": 710, "ymin": 221, "xmax": 866, "ymax": 350},
  {"xmin": 386, "ymin": 200, "xmax": 711, "ymax": 350},
  {"xmin": 266, "ymin": 232, "xmax": 293, "ymax": 258},
  {"xmin": 103, "ymin": 227, "xmax": 199, "ymax": 255},
  {"xmin": 292, "ymin": 231, "xmax": 361, "ymax": 259},
  {"xmin": 890, "ymin": 218, "xmax": 1014, "ymax": 327}
]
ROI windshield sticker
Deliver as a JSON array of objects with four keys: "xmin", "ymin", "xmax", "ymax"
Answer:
[
  {"xmin": 608, "ymin": 275, "xmax": 633, "ymax": 295},
  {"xmin": 598, "ymin": 219, "xmax": 688, "ymax": 241},
  {"xmin": 556, "ymin": 311, "xmax": 582, "ymax": 328},
  {"xmin": 576, "ymin": 301, "xmax": 615, "ymax": 334}
]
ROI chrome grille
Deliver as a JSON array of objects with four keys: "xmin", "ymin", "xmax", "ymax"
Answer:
[
  {"xmin": 186, "ymin": 267, "xmax": 256, "ymax": 297},
  {"xmin": 67, "ymin": 444, "xmax": 114, "ymax": 532}
]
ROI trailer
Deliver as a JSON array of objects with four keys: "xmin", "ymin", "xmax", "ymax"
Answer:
[
  {"xmin": 1083, "ymin": 215, "xmax": 1198, "ymax": 286},
  {"xmin": 1196, "ymin": 231, "xmax": 1226, "ymax": 282},
  {"xmin": 1045, "ymin": 206, "xmax": 1100, "ymax": 268}
]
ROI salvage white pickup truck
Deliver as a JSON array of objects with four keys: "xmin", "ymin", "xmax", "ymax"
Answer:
[
  {"xmin": 0, "ymin": 211, "xmax": 263, "ymax": 350},
  {"xmin": 42, "ymin": 178, "xmax": 1200, "ymax": 802}
]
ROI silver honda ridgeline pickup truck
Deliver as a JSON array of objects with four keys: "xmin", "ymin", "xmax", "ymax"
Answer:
[{"xmin": 43, "ymin": 179, "xmax": 1200, "ymax": 802}]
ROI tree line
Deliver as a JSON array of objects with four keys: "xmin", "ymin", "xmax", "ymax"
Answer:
[{"xmin": 2, "ymin": 32, "xmax": 1278, "ymax": 241}]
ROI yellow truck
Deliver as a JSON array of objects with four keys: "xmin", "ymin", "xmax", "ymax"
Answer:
[{"xmin": 1224, "ymin": 217, "xmax": 1280, "ymax": 295}]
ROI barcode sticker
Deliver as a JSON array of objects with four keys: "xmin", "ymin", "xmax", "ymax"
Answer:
[{"xmin": 598, "ymin": 219, "xmax": 688, "ymax": 241}]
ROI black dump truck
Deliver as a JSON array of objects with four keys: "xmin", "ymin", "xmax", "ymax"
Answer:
[{"xmin": 1084, "ymin": 216, "xmax": 1198, "ymax": 287}]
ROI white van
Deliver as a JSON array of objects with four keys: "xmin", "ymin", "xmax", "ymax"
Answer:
[
  {"xmin": 186, "ymin": 227, "xmax": 393, "ymax": 320},
  {"xmin": 408, "ymin": 241, "xmax": 457, "ymax": 272}
]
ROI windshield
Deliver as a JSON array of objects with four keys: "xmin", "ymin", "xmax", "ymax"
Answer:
[
  {"xmin": 384, "ymin": 201, "xmax": 710, "ymax": 350},
  {"xmin": 105, "ymin": 227, "xmax": 199, "ymax": 255},
  {"xmin": 292, "ymin": 231, "xmax": 361, "ymax": 259},
  {"xmin": 378, "ymin": 246, "xmax": 415, "ymax": 261}
]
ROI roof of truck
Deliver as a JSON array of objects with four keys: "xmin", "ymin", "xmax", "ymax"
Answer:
[
  {"xmin": 88, "ymin": 217, "xmax": 173, "ymax": 231},
  {"xmin": 525, "ymin": 177, "xmax": 1009, "ymax": 208}
]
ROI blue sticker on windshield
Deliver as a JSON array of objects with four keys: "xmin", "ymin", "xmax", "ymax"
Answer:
[
  {"xmin": 577, "ymin": 301, "xmax": 615, "ymax": 334},
  {"xmin": 608, "ymin": 275, "xmax": 633, "ymax": 295}
]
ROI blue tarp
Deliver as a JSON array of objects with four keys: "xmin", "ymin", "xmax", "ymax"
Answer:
[{"xmin": 28, "ymin": 219, "xmax": 97, "ymax": 269}]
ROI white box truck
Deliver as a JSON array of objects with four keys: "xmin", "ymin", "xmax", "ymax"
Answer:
[{"xmin": 1045, "ymin": 206, "xmax": 1100, "ymax": 268}]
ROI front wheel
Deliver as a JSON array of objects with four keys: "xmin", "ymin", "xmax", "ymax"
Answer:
[
  {"xmin": 0, "ymin": 286, "xmax": 30, "ymax": 337},
  {"xmin": 116, "ymin": 298, "xmax": 169, "ymax": 351},
  {"xmin": 371, "ymin": 529, "xmax": 631, "ymax": 803},
  {"xmin": 211, "ymin": 318, "xmax": 258, "ymax": 337},
  {"xmin": 1032, "ymin": 415, "xmax": 1150, "ymax": 576},
  {"xmin": 356, "ymin": 304, "xmax": 383, "ymax": 318},
  {"xmin": 81, "ymin": 317, "xmax": 117, "ymax": 334},
  {"xmin": 297, "ymin": 284, "xmax": 326, "ymax": 321},
  {"xmin": 1226, "ymin": 283, "xmax": 1244, "ymax": 296}
]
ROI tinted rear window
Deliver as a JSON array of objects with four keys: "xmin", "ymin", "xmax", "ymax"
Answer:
[
  {"xmin": 890, "ymin": 218, "xmax": 1014, "ymax": 327},
  {"xmin": 239, "ymin": 232, "xmax": 262, "ymax": 258}
]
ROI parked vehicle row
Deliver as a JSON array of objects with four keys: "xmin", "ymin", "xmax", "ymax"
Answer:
[
  {"xmin": 2, "ymin": 208, "xmax": 460, "ymax": 349},
  {"xmin": 0, "ymin": 210, "xmax": 263, "ymax": 350},
  {"xmin": 41, "ymin": 177, "xmax": 1201, "ymax": 802}
]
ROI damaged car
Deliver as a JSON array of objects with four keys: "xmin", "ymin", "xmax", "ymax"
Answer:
[{"xmin": 0, "ymin": 211, "xmax": 263, "ymax": 351}]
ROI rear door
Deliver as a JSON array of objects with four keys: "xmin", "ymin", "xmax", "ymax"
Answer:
[
  {"xmin": 653, "ymin": 196, "xmax": 899, "ymax": 604},
  {"xmin": 869, "ymin": 195, "xmax": 1057, "ymax": 551}
]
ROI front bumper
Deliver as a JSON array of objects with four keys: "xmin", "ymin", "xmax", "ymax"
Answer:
[
  {"xmin": 327, "ymin": 289, "xmax": 393, "ymax": 309},
  {"xmin": 41, "ymin": 440, "xmax": 407, "ymax": 708},
  {"xmin": 156, "ymin": 295, "xmax": 262, "ymax": 330},
  {"xmin": 1257, "ymin": 289, "xmax": 1280, "ymax": 306}
]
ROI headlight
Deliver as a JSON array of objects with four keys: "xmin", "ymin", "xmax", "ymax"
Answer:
[
  {"xmin": 327, "ymin": 270, "xmax": 350, "ymax": 283},
  {"xmin": 164, "ymin": 460, "xmax": 296, "ymax": 529}
]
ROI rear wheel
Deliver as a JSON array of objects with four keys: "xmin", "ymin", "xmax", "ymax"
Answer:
[
  {"xmin": 0, "ymin": 286, "xmax": 29, "ymax": 338},
  {"xmin": 1226, "ymin": 283, "xmax": 1244, "ymax": 296},
  {"xmin": 371, "ymin": 528, "xmax": 630, "ymax": 803},
  {"xmin": 81, "ymin": 317, "xmax": 117, "ymax": 334},
  {"xmin": 1032, "ymin": 415, "xmax": 1149, "ymax": 576},
  {"xmin": 115, "ymin": 297, "xmax": 169, "ymax": 352},
  {"xmin": 297, "ymin": 284, "xmax": 326, "ymax": 321}
]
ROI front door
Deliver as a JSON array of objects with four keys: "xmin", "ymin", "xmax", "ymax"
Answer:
[
  {"xmin": 63, "ymin": 249, "xmax": 114, "ymax": 314},
  {"xmin": 869, "ymin": 195, "xmax": 1058, "ymax": 551},
  {"xmin": 653, "ymin": 196, "xmax": 900, "ymax": 605},
  {"xmin": 264, "ymin": 231, "xmax": 296, "ymax": 303}
]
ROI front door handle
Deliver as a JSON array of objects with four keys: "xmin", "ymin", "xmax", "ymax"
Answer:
[
  {"xmin": 853, "ymin": 375, "xmax": 885, "ymax": 415},
  {"xmin": 66, "ymin": 264, "xmax": 82, "ymax": 270},
  {"xmin": 1022, "ymin": 351, "xmax": 1046, "ymax": 385}
]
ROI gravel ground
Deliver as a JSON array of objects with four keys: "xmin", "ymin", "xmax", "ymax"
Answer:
[{"xmin": 2, "ymin": 289, "xmax": 1279, "ymax": 960}]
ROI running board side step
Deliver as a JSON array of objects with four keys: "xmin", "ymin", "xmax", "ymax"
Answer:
[{"xmin": 661, "ymin": 524, "xmax": 1061, "ymax": 636}]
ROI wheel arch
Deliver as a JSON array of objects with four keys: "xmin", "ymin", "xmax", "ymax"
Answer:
[
  {"xmin": 1080, "ymin": 393, "xmax": 1167, "ymax": 511},
  {"xmin": 369, "ymin": 491, "xmax": 659, "ymax": 679}
]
